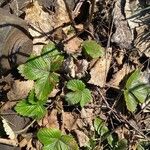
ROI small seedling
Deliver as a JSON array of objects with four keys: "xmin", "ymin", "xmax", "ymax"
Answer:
[{"xmin": 65, "ymin": 79, "xmax": 92, "ymax": 107}]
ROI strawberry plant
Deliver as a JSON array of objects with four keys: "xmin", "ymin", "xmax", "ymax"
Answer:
[
  {"xmin": 15, "ymin": 90, "xmax": 47, "ymax": 120},
  {"xmin": 124, "ymin": 69, "xmax": 150, "ymax": 112},
  {"xmin": 18, "ymin": 42, "xmax": 64, "ymax": 101},
  {"xmin": 65, "ymin": 79, "xmax": 92, "ymax": 107},
  {"xmin": 37, "ymin": 128, "xmax": 79, "ymax": 150}
]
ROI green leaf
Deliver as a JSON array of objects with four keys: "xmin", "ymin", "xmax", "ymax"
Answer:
[
  {"xmin": 114, "ymin": 139, "xmax": 128, "ymax": 150},
  {"xmin": 18, "ymin": 42, "xmax": 64, "ymax": 100},
  {"xmin": 131, "ymin": 84, "xmax": 149, "ymax": 103},
  {"xmin": 35, "ymin": 73, "xmax": 59, "ymax": 100},
  {"xmin": 124, "ymin": 90, "xmax": 138, "ymax": 112},
  {"xmin": 15, "ymin": 91, "xmax": 46, "ymax": 120},
  {"xmin": 41, "ymin": 42, "xmax": 64, "ymax": 72},
  {"xmin": 18, "ymin": 56, "xmax": 50, "ymax": 80},
  {"xmin": 94, "ymin": 117, "xmax": 113, "ymax": 147},
  {"xmin": 125, "ymin": 69, "xmax": 141, "ymax": 89},
  {"xmin": 124, "ymin": 70, "xmax": 150, "ymax": 112},
  {"xmin": 65, "ymin": 80, "xmax": 92, "ymax": 107},
  {"xmin": 15, "ymin": 100, "xmax": 46, "ymax": 120},
  {"xmin": 82, "ymin": 40, "xmax": 104, "ymax": 58},
  {"xmin": 37, "ymin": 128, "xmax": 79, "ymax": 150},
  {"xmin": 67, "ymin": 79, "xmax": 85, "ymax": 91}
]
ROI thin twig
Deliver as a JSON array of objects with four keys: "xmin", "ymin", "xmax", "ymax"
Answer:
[
  {"xmin": 15, "ymin": 119, "xmax": 36, "ymax": 134},
  {"xmin": 0, "ymin": 138, "xmax": 18, "ymax": 146},
  {"xmin": 85, "ymin": 0, "xmax": 96, "ymax": 28},
  {"xmin": 63, "ymin": 0, "xmax": 77, "ymax": 32}
]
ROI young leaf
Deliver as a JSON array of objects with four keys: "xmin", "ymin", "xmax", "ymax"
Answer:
[
  {"xmin": 124, "ymin": 69, "xmax": 150, "ymax": 112},
  {"xmin": 67, "ymin": 79, "xmax": 85, "ymax": 91},
  {"xmin": 82, "ymin": 40, "xmax": 104, "ymax": 58},
  {"xmin": 15, "ymin": 91, "xmax": 47, "ymax": 120},
  {"xmin": 37, "ymin": 128, "xmax": 79, "ymax": 150},
  {"xmin": 41, "ymin": 42, "xmax": 64, "ymax": 72},
  {"xmin": 18, "ymin": 42, "xmax": 64, "ymax": 100},
  {"xmin": 65, "ymin": 79, "xmax": 92, "ymax": 107},
  {"xmin": 94, "ymin": 117, "xmax": 113, "ymax": 147}
]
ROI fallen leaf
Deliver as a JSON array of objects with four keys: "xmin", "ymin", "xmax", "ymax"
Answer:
[
  {"xmin": 63, "ymin": 57, "xmax": 88, "ymax": 78},
  {"xmin": 88, "ymin": 48, "xmax": 112, "ymax": 87},
  {"xmin": 64, "ymin": 34, "xmax": 82, "ymax": 54},
  {"xmin": 109, "ymin": 64, "xmax": 134, "ymax": 87},
  {"xmin": 62, "ymin": 112, "xmax": 78, "ymax": 131},
  {"xmin": 80, "ymin": 108, "xmax": 94, "ymax": 131},
  {"xmin": 2, "ymin": 117, "xmax": 16, "ymax": 140},
  {"xmin": 25, "ymin": 1, "xmax": 54, "ymax": 54},
  {"xmin": 7, "ymin": 80, "xmax": 34, "ymax": 101},
  {"xmin": 74, "ymin": 129, "xmax": 89, "ymax": 147},
  {"xmin": 55, "ymin": 0, "xmax": 70, "ymax": 27},
  {"xmin": 40, "ymin": 109, "xmax": 59, "ymax": 129}
]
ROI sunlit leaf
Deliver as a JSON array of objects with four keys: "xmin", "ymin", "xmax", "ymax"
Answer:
[
  {"xmin": 18, "ymin": 42, "xmax": 64, "ymax": 100},
  {"xmin": 82, "ymin": 40, "xmax": 104, "ymax": 58},
  {"xmin": 37, "ymin": 128, "xmax": 79, "ymax": 150},
  {"xmin": 124, "ymin": 69, "xmax": 150, "ymax": 112},
  {"xmin": 15, "ymin": 91, "xmax": 46, "ymax": 120},
  {"xmin": 65, "ymin": 80, "xmax": 92, "ymax": 107}
]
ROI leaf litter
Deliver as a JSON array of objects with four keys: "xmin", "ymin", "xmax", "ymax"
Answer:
[{"xmin": 0, "ymin": 0, "xmax": 150, "ymax": 149}]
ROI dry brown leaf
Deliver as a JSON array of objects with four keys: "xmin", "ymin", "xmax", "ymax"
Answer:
[
  {"xmin": 0, "ymin": 101, "xmax": 17, "ymax": 112},
  {"xmin": 62, "ymin": 112, "xmax": 78, "ymax": 131},
  {"xmin": 25, "ymin": 1, "xmax": 54, "ymax": 54},
  {"xmin": 7, "ymin": 80, "xmax": 34, "ymax": 101},
  {"xmin": 80, "ymin": 108, "xmax": 94, "ymax": 131},
  {"xmin": 2, "ymin": 117, "xmax": 16, "ymax": 140},
  {"xmin": 114, "ymin": 50, "xmax": 124, "ymax": 65},
  {"xmin": 74, "ymin": 129, "xmax": 89, "ymax": 147},
  {"xmin": 49, "ymin": 87, "xmax": 60, "ymax": 98},
  {"xmin": 26, "ymin": 139, "xmax": 37, "ymax": 150},
  {"xmin": 40, "ymin": 109, "xmax": 59, "ymax": 129},
  {"xmin": 88, "ymin": 48, "xmax": 112, "ymax": 87},
  {"xmin": 64, "ymin": 34, "xmax": 82, "ymax": 54},
  {"xmin": 55, "ymin": 0, "xmax": 70, "ymax": 27},
  {"xmin": 19, "ymin": 133, "xmax": 32, "ymax": 148},
  {"xmin": 64, "ymin": 57, "xmax": 88, "ymax": 78},
  {"xmin": 109, "ymin": 64, "xmax": 134, "ymax": 87},
  {"xmin": 135, "ymin": 25, "xmax": 150, "ymax": 57}
]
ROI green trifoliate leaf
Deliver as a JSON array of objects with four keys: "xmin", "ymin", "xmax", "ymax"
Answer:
[
  {"xmin": 125, "ymin": 69, "xmax": 141, "ymax": 89},
  {"xmin": 35, "ymin": 72, "xmax": 59, "ymax": 100},
  {"xmin": 131, "ymin": 84, "xmax": 149, "ymax": 103},
  {"xmin": 65, "ymin": 79, "xmax": 92, "ymax": 107},
  {"xmin": 18, "ymin": 56, "xmax": 50, "ymax": 80},
  {"xmin": 15, "ymin": 91, "xmax": 46, "ymax": 120},
  {"xmin": 18, "ymin": 42, "xmax": 64, "ymax": 100},
  {"xmin": 124, "ymin": 69, "xmax": 150, "ymax": 112},
  {"xmin": 66, "ymin": 79, "xmax": 86, "ymax": 91},
  {"xmin": 41, "ymin": 42, "xmax": 64, "ymax": 72},
  {"xmin": 37, "ymin": 128, "xmax": 79, "ymax": 150},
  {"xmin": 82, "ymin": 40, "xmax": 104, "ymax": 58},
  {"xmin": 124, "ymin": 90, "xmax": 138, "ymax": 112}
]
